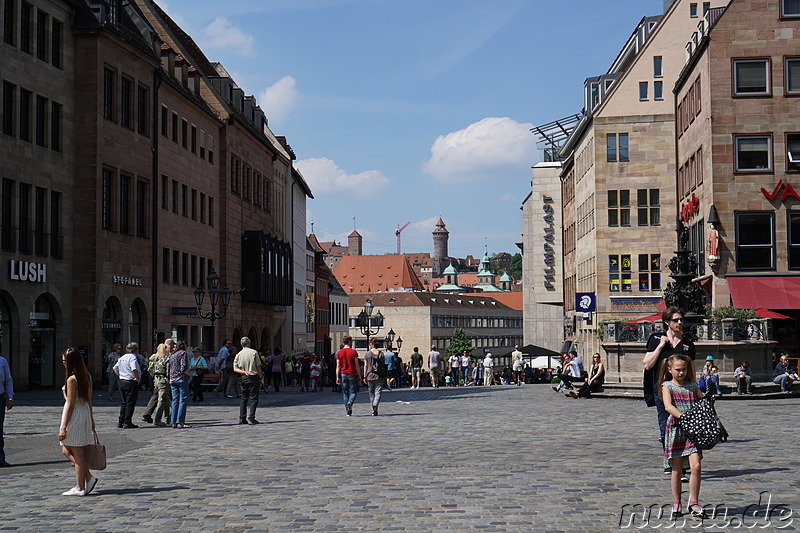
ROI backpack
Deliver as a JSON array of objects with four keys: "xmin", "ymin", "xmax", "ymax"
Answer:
[
  {"xmin": 371, "ymin": 351, "xmax": 388, "ymax": 378},
  {"xmin": 678, "ymin": 396, "xmax": 729, "ymax": 450}
]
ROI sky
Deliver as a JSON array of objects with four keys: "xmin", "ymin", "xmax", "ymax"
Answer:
[{"xmin": 159, "ymin": 0, "xmax": 665, "ymax": 258}]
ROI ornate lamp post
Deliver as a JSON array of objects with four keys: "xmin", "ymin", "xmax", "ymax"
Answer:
[
  {"xmin": 355, "ymin": 298, "xmax": 384, "ymax": 347},
  {"xmin": 193, "ymin": 268, "xmax": 239, "ymax": 339},
  {"xmin": 384, "ymin": 328, "xmax": 395, "ymax": 349}
]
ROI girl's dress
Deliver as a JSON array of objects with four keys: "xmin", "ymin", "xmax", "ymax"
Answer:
[
  {"xmin": 60, "ymin": 385, "xmax": 93, "ymax": 447},
  {"xmin": 663, "ymin": 380, "xmax": 701, "ymax": 459}
]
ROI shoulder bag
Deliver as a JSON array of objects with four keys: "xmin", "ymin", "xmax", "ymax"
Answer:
[
  {"xmin": 85, "ymin": 431, "xmax": 107, "ymax": 470},
  {"xmin": 678, "ymin": 396, "xmax": 729, "ymax": 450}
]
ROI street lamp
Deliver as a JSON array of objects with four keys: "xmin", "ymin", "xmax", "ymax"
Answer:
[
  {"xmin": 384, "ymin": 328, "xmax": 395, "ymax": 349},
  {"xmin": 193, "ymin": 267, "xmax": 238, "ymax": 329},
  {"xmin": 356, "ymin": 297, "xmax": 384, "ymax": 347}
]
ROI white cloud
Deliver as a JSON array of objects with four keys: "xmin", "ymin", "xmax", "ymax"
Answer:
[
  {"xmin": 203, "ymin": 17, "xmax": 255, "ymax": 57},
  {"xmin": 499, "ymin": 193, "xmax": 517, "ymax": 203},
  {"xmin": 409, "ymin": 217, "xmax": 440, "ymax": 234},
  {"xmin": 258, "ymin": 76, "xmax": 298, "ymax": 125},
  {"xmin": 295, "ymin": 157, "xmax": 391, "ymax": 199},
  {"xmin": 422, "ymin": 117, "xmax": 536, "ymax": 183}
]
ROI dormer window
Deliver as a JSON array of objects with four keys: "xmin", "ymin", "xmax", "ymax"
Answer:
[{"xmin": 591, "ymin": 82, "xmax": 600, "ymax": 108}]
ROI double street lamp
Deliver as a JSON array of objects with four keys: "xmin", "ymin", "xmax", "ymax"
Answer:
[
  {"xmin": 383, "ymin": 328, "xmax": 403, "ymax": 354},
  {"xmin": 354, "ymin": 298, "xmax": 384, "ymax": 347},
  {"xmin": 193, "ymin": 267, "xmax": 235, "ymax": 327}
]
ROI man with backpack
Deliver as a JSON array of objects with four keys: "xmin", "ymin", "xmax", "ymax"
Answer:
[{"xmin": 363, "ymin": 338, "xmax": 387, "ymax": 416}]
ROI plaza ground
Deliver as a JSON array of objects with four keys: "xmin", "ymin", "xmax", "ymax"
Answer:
[{"xmin": 1, "ymin": 384, "xmax": 798, "ymax": 532}]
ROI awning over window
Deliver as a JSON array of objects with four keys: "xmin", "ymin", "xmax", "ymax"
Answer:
[{"xmin": 727, "ymin": 276, "xmax": 800, "ymax": 309}]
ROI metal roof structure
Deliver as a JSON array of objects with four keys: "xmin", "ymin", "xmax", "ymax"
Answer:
[{"xmin": 530, "ymin": 114, "xmax": 582, "ymax": 162}]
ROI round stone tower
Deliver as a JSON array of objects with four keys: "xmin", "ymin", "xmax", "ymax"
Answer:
[
  {"xmin": 432, "ymin": 218, "xmax": 449, "ymax": 261},
  {"xmin": 348, "ymin": 229, "xmax": 362, "ymax": 256}
]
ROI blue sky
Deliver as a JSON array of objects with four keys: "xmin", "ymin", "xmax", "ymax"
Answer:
[{"xmin": 160, "ymin": 0, "xmax": 664, "ymax": 258}]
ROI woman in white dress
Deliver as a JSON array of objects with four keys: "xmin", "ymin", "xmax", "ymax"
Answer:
[{"xmin": 58, "ymin": 347, "xmax": 98, "ymax": 496}]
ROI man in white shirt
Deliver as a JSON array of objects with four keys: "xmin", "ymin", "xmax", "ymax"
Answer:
[
  {"xmin": 114, "ymin": 342, "xmax": 141, "ymax": 429},
  {"xmin": 460, "ymin": 352, "xmax": 470, "ymax": 386},
  {"xmin": 233, "ymin": 337, "xmax": 263, "ymax": 424},
  {"xmin": 427, "ymin": 346, "xmax": 442, "ymax": 388},
  {"xmin": 483, "ymin": 353, "xmax": 494, "ymax": 386}
]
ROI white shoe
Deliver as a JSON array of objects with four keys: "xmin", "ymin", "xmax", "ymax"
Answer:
[
  {"xmin": 85, "ymin": 476, "xmax": 98, "ymax": 495},
  {"xmin": 62, "ymin": 487, "xmax": 86, "ymax": 496}
]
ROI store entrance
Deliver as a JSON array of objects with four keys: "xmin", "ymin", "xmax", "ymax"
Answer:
[{"xmin": 29, "ymin": 295, "xmax": 57, "ymax": 388}]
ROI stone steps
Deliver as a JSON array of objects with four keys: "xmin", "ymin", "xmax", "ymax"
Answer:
[{"xmin": 590, "ymin": 381, "xmax": 800, "ymax": 400}]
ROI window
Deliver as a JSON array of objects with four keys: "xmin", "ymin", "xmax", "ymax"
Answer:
[
  {"xmin": 19, "ymin": 88, "xmax": 31, "ymax": 141},
  {"xmin": 51, "ymin": 19, "xmax": 62, "ymax": 68},
  {"xmin": 199, "ymin": 192, "xmax": 206, "ymax": 223},
  {"xmin": 34, "ymin": 187, "xmax": 45, "ymax": 255},
  {"xmin": 733, "ymin": 58, "xmax": 770, "ymax": 96},
  {"xmin": 690, "ymin": 219, "xmax": 705, "ymax": 276},
  {"xmin": 790, "ymin": 212, "xmax": 800, "ymax": 269},
  {"xmin": 231, "ymin": 156, "xmax": 240, "ymax": 193},
  {"xmin": 171, "ymin": 179, "xmax": 178, "ymax": 213},
  {"xmin": 191, "ymin": 255, "xmax": 197, "ymax": 287},
  {"xmin": 207, "ymin": 135, "xmax": 214, "ymax": 163},
  {"xmin": 703, "ymin": 2, "xmax": 710, "ymax": 15},
  {"xmin": 607, "ymin": 190, "xmax": 630, "ymax": 227},
  {"xmin": 35, "ymin": 95, "xmax": 46, "ymax": 146},
  {"xmin": 102, "ymin": 169, "xmax": 114, "ymax": 230},
  {"xmin": 172, "ymin": 250, "xmax": 179, "ymax": 284},
  {"xmin": 690, "ymin": 3, "xmax": 698, "ymax": 17},
  {"xmin": 694, "ymin": 77, "xmax": 701, "ymax": 115},
  {"xmin": 181, "ymin": 118, "xmax": 187, "ymax": 148},
  {"xmin": 136, "ymin": 180, "xmax": 147, "ymax": 237},
  {"xmin": 253, "ymin": 173, "xmax": 260, "ymax": 206},
  {"xmin": 637, "ymin": 189, "xmax": 660, "ymax": 226},
  {"xmin": 136, "ymin": 86, "xmax": 148, "ymax": 135},
  {"xmin": 2, "ymin": 82, "xmax": 14, "ymax": 135},
  {"xmin": 606, "ymin": 133, "xmax": 629, "ymax": 162},
  {"xmin": 190, "ymin": 125, "xmax": 196, "ymax": 154},
  {"xmin": 119, "ymin": 174, "xmax": 130, "ymax": 234},
  {"xmin": 160, "ymin": 175, "xmax": 167, "ymax": 209},
  {"xmin": 243, "ymin": 165, "xmax": 250, "ymax": 200},
  {"xmin": 3, "ymin": 0, "xmax": 15, "ymax": 45},
  {"xmin": 1, "ymin": 179, "xmax": 14, "ymax": 251},
  {"xmin": 191, "ymin": 189, "xmax": 197, "ymax": 220},
  {"xmin": 735, "ymin": 135, "xmax": 771, "ymax": 172},
  {"xmin": 181, "ymin": 184, "xmax": 187, "ymax": 217},
  {"xmin": 20, "ymin": 1, "xmax": 31, "ymax": 53},
  {"xmin": 103, "ymin": 68, "xmax": 115, "ymax": 120},
  {"xmin": 638, "ymin": 254, "xmax": 661, "ymax": 291},
  {"xmin": 50, "ymin": 190, "xmax": 61, "ymax": 258},
  {"xmin": 736, "ymin": 212, "xmax": 774, "ymax": 270},
  {"xmin": 786, "ymin": 58, "xmax": 800, "ymax": 94},
  {"xmin": 162, "ymin": 248, "xmax": 169, "ymax": 283},
  {"xmin": 208, "ymin": 197, "xmax": 214, "ymax": 226},
  {"xmin": 199, "ymin": 129, "xmax": 206, "ymax": 159},
  {"xmin": 609, "ymin": 254, "xmax": 632, "ymax": 292},
  {"xmin": 18, "ymin": 182, "xmax": 29, "ymax": 253},
  {"xmin": 182, "ymin": 252, "xmax": 188, "ymax": 286},
  {"xmin": 782, "ymin": 0, "xmax": 800, "ymax": 17},
  {"xmin": 171, "ymin": 112, "xmax": 178, "ymax": 142},
  {"xmin": 639, "ymin": 82, "xmax": 648, "ymax": 101},
  {"xmin": 160, "ymin": 105, "xmax": 168, "ymax": 137},
  {"xmin": 654, "ymin": 81, "xmax": 663, "ymax": 100},
  {"xmin": 120, "ymin": 78, "xmax": 132, "ymax": 129},
  {"xmin": 654, "ymin": 56, "xmax": 663, "ymax": 78},
  {"xmin": 50, "ymin": 101, "xmax": 61, "ymax": 151},
  {"xmin": 36, "ymin": 10, "xmax": 47, "ymax": 61},
  {"xmin": 788, "ymin": 134, "xmax": 800, "ymax": 171}
]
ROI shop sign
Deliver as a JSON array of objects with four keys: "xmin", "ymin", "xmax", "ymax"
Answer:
[
  {"xmin": 575, "ymin": 292, "xmax": 596, "ymax": 313},
  {"xmin": 543, "ymin": 197, "xmax": 556, "ymax": 281},
  {"xmin": 102, "ymin": 320, "xmax": 121, "ymax": 330},
  {"xmin": 9, "ymin": 260, "xmax": 46, "ymax": 283},
  {"xmin": 761, "ymin": 179, "xmax": 800, "ymax": 202},
  {"xmin": 113, "ymin": 275, "xmax": 143, "ymax": 286},
  {"xmin": 172, "ymin": 307, "xmax": 199, "ymax": 317},
  {"xmin": 29, "ymin": 318, "xmax": 55, "ymax": 332}
]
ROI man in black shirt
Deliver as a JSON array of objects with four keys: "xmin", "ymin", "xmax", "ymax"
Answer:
[{"xmin": 643, "ymin": 307, "xmax": 696, "ymax": 473}]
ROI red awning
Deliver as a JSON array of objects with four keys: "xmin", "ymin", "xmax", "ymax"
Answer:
[
  {"xmin": 754, "ymin": 307, "xmax": 794, "ymax": 320},
  {"xmin": 624, "ymin": 312, "xmax": 662, "ymax": 324},
  {"xmin": 728, "ymin": 276, "xmax": 800, "ymax": 310}
]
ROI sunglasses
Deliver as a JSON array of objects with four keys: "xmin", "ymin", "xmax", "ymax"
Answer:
[{"xmin": 670, "ymin": 318, "xmax": 684, "ymax": 322}]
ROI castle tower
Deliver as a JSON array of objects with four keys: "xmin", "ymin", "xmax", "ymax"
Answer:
[
  {"xmin": 348, "ymin": 230, "xmax": 362, "ymax": 256},
  {"xmin": 432, "ymin": 218, "xmax": 449, "ymax": 261}
]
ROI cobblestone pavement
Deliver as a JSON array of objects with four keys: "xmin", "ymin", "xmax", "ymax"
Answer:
[{"xmin": 1, "ymin": 384, "xmax": 798, "ymax": 532}]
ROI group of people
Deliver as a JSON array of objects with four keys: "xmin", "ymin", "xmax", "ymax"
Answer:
[{"xmin": 551, "ymin": 351, "xmax": 606, "ymax": 399}]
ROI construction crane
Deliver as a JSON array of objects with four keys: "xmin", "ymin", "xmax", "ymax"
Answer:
[{"xmin": 395, "ymin": 222, "xmax": 410, "ymax": 255}]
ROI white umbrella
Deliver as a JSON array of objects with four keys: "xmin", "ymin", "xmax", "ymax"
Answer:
[{"xmin": 530, "ymin": 356, "xmax": 561, "ymax": 369}]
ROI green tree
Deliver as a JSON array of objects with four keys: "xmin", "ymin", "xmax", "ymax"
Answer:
[
  {"xmin": 446, "ymin": 328, "xmax": 473, "ymax": 358},
  {"xmin": 509, "ymin": 253, "xmax": 522, "ymax": 280}
]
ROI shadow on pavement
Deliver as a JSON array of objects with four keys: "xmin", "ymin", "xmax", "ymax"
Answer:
[
  {"xmin": 96, "ymin": 485, "xmax": 190, "ymax": 496},
  {"xmin": 704, "ymin": 467, "xmax": 790, "ymax": 479}
]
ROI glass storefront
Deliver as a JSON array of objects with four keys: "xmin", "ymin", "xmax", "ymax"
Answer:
[{"xmin": 29, "ymin": 295, "xmax": 56, "ymax": 388}]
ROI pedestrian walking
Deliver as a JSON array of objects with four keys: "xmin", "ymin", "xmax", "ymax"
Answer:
[
  {"xmin": 460, "ymin": 351, "xmax": 470, "ymax": 386},
  {"xmin": 482, "ymin": 353, "xmax": 494, "ymax": 386},
  {"xmin": 215, "ymin": 339, "xmax": 234, "ymax": 398},
  {"xmin": 310, "ymin": 357, "xmax": 322, "ymax": 392},
  {"xmin": 0, "ymin": 351, "xmax": 14, "ymax": 467},
  {"xmin": 114, "ymin": 342, "xmax": 141, "ymax": 429},
  {"xmin": 58, "ymin": 347, "xmax": 99, "ymax": 496},
  {"xmin": 410, "ymin": 347, "xmax": 423, "ymax": 389},
  {"xmin": 233, "ymin": 337, "xmax": 262, "ymax": 424},
  {"xmin": 448, "ymin": 351, "xmax": 460, "ymax": 386},
  {"xmin": 660, "ymin": 354, "xmax": 708, "ymax": 519},
  {"xmin": 428, "ymin": 346, "xmax": 442, "ymax": 388},
  {"xmin": 189, "ymin": 347, "xmax": 208, "ymax": 402},
  {"xmin": 643, "ymin": 306, "xmax": 696, "ymax": 476},
  {"xmin": 141, "ymin": 341, "xmax": 171, "ymax": 425},
  {"xmin": 363, "ymin": 338, "xmax": 387, "ymax": 416},
  {"xmin": 269, "ymin": 347, "xmax": 286, "ymax": 392},
  {"xmin": 336, "ymin": 336, "xmax": 361, "ymax": 416},
  {"xmin": 512, "ymin": 345, "xmax": 524, "ymax": 386},
  {"xmin": 169, "ymin": 341, "xmax": 192, "ymax": 428},
  {"xmin": 106, "ymin": 343, "xmax": 122, "ymax": 401}
]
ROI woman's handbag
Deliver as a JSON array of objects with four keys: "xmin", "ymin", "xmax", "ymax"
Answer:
[
  {"xmin": 678, "ymin": 396, "xmax": 729, "ymax": 450},
  {"xmin": 85, "ymin": 431, "xmax": 107, "ymax": 470}
]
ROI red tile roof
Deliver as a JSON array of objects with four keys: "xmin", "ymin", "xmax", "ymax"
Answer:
[
  {"xmin": 465, "ymin": 292, "xmax": 523, "ymax": 311},
  {"xmin": 334, "ymin": 255, "xmax": 425, "ymax": 293},
  {"xmin": 350, "ymin": 292, "xmax": 513, "ymax": 310}
]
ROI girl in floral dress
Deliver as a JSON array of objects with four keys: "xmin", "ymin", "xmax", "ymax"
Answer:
[{"xmin": 659, "ymin": 354, "xmax": 707, "ymax": 519}]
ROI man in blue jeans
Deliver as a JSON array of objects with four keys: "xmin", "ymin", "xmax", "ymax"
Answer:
[
  {"xmin": 0, "ymin": 354, "xmax": 14, "ymax": 467},
  {"xmin": 336, "ymin": 336, "xmax": 362, "ymax": 416}
]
